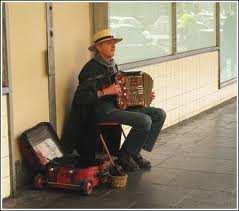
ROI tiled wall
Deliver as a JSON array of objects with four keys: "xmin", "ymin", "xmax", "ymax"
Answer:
[
  {"xmin": 122, "ymin": 51, "xmax": 236, "ymax": 137},
  {"xmin": 1, "ymin": 95, "xmax": 11, "ymax": 198}
]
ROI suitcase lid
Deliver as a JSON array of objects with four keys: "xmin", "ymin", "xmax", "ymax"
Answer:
[{"xmin": 22, "ymin": 122, "xmax": 64, "ymax": 166}]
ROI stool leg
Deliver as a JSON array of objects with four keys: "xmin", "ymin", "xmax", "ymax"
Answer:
[{"xmin": 99, "ymin": 133, "xmax": 116, "ymax": 167}]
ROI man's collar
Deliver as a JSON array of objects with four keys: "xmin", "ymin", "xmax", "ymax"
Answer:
[{"xmin": 93, "ymin": 53, "xmax": 115, "ymax": 67}]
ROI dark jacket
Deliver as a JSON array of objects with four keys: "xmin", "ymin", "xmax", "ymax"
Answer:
[{"xmin": 61, "ymin": 57, "xmax": 121, "ymax": 160}]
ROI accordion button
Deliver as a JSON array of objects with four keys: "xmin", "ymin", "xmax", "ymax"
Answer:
[{"xmin": 123, "ymin": 93, "xmax": 126, "ymax": 96}]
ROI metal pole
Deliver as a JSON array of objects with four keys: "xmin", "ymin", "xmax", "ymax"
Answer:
[{"xmin": 46, "ymin": 3, "xmax": 57, "ymax": 130}]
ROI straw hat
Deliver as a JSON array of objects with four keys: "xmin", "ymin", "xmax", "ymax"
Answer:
[{"xmin": 88, "ymin": 28, "xmax": 122, "ymax": 51}]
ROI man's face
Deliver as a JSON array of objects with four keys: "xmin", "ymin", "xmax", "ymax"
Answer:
[{"xmin": 95, "ymin": 39, "xmax": 116, "ymax": 59}]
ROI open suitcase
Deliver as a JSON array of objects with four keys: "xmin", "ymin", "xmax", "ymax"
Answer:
[{"xmin": 19, "ymin": 122, "xmax": 110, "ymax": 195}]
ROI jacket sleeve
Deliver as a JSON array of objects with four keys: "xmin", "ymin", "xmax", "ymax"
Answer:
[
  {"xmin": 74, "ymin": 80, "xmax": 98, "ymax": 105},
  {"xmin": 73, "ymin": 62, "xmax": 100, "ymax": 105}
]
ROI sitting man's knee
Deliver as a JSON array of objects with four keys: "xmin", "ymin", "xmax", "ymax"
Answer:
[
  {"xmin": 140, "ymin": 115, "xmax": 152, "ymax": 131},
  {"xmin": 153, "ymin": 107, "xmax": 166, "ymax": 120},
  {"xmin": 159, "ymin": 108, "xmax": 167, "ymax": 120}
]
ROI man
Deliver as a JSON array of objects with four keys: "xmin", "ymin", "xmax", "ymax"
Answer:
[{"xmin": 62, "ymin": 29, "xmax": 166, "ymax": 171}]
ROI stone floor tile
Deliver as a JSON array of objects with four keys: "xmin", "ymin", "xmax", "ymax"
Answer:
[
  {"xmin": 167, "ymin": 170, "xmax": 236, "ymax": 192},
  {"xmin": 159, "ymin": 155, "xmax": 235, "ymax": 174},
  {"xmin": 115, "ymin": 184, "xmax": 195, "ymax": 208},
  {"xmin": 174, "ymin": 189, "xmax": 237, "ymax": 209},
  {"xmin": 132, "ymin": 166, "xmax": 183, "ymax": 186},
  {"xmin": 182, "ymin": 143, "xmax": 237, "ymax": 160}
]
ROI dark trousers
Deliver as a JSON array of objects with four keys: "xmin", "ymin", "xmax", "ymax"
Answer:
[{"xmin": 96, "ymin": 106, "xmax": 166, "ymax": 156}]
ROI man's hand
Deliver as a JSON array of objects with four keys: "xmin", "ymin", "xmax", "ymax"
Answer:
[{"xmin": 103, "ymin": 83, "xmax": 122, "ymax": 96}]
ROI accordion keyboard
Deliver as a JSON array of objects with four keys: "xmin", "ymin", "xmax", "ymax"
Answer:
[{"xmin": 115, "ymin": 71, "xmax": 153, "ymax": 109}]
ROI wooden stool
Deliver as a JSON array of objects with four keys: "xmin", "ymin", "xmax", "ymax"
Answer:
[
  {"xmin": 98, "ymin": 122, "xmax": 126, "ymax": 164},
  {"xmin": 98, "ymin": 122, "xmax": 126, "ymax": 139}
]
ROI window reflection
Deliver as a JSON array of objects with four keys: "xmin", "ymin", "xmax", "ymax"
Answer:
[
  {"xmin": 220, "ymin": 2, "xmax": 237, "ymax": 83},
  {"xmin": 176, "ymin": 2, "xmax": 216, "ymax": 52},
  {"xmin": 109, "ymin": 2, "xmax": 172, "ymax": 64}
]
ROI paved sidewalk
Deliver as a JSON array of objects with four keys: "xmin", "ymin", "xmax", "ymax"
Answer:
[{"xmin": 2, "ymin": 98, "xmax": 237, "ymax": 209}]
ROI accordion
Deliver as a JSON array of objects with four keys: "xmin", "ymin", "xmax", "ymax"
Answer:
[{"xmin": 115, "ymin": 71, "xmax": 153, "ymax": 110}]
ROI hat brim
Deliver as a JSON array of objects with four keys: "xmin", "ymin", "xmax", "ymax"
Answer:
[{"xmin": 88, "ymin": 37, "xmax": 123, "ymax": 51}]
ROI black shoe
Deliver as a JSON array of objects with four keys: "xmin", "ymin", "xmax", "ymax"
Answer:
[
  {"xmin": 132, "ymin": 153, "xmax": 151, "ymax": 170},
  {"xmin": 118, "ymin": 149, "xmax": 139, "ymax": 172}
]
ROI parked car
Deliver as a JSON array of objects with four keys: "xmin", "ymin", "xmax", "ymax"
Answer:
[{"xmin": 109, "ymin": 16, "xmax": 144, "ymax": 30}]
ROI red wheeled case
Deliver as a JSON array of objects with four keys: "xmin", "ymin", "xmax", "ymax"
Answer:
[
  {"xmin": 34, "ymin": 163, "xmax": 108, "ymax": 195},
  {"xmin": 19, "ymin": 122, "xmax": 110, "ymax": 195}
]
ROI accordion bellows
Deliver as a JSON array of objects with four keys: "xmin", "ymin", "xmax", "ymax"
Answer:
[{"xmin": 115, "ymin": 71, "xmax": 153, "ymax": 110}]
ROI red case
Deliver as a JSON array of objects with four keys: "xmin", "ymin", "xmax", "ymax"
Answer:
[{"xmin": 20, "ymin": 122, "xmax": 110, "ymax": 195}]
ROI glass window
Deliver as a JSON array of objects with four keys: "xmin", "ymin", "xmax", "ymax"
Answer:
[
  {"xmin": 177, "ymin": 2, "xmax": 216, "ymax": 52},
  {"xmin": 220, "ymin": 2, "xmax": 237, "ymax": 83},
  {"xmin": 108, "ymin": 2, "xmax": 172, "ymax": 64}
]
